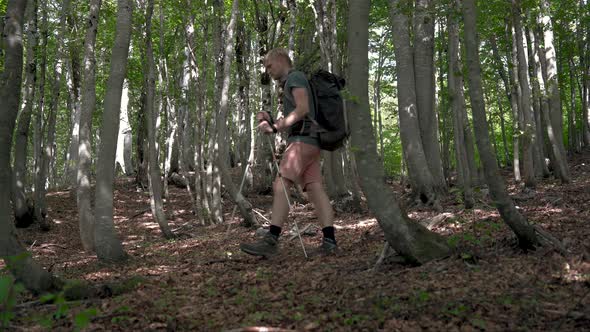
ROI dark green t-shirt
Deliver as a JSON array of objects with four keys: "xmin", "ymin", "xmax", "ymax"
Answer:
[{"xmin": 282, "ymin": 70, "xmax": 319, "ymax": 147}]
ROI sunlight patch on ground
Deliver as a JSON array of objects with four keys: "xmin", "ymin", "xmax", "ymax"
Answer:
[
  {"xmin": 557, "ymin": 262, "xmax": 590, "ymax": 283},
  {"xmin": 335, "ymin": 218, "xmax": 377, "ymax": 230},
  {"xmin": 135, "ymin": 265, "xmax": 172, "ymax": 276},
  {"xmin": 59, "ymin": 256, "xmax": 96, "ymax": 269},
  {"xmin": 84, "ymin": 271, "xmax": 117, "ymax": 280}
]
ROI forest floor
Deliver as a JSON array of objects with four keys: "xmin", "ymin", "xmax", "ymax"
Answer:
[{"xmin": 7, "ymin": 149, "xmax": 590, "ymax": 331}]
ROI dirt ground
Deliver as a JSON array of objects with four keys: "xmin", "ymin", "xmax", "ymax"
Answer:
[{"xmin": 7, "ymin": 150, "xmax": 590, "ymax": 331}]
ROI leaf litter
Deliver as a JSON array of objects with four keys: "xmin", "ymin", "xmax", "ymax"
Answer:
[{"xmin": 7, "ymin": 149, "xmax": 590, "ymax": 331}]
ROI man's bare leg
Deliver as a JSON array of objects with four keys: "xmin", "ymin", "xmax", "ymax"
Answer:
[
  {"xmin": 306, "ymin": 182, "xmax": 338, "ymax": 253},
  {"xmin": 305, "ymin": 182, "xmax": 334, "ymax": 228},
  {"xmin": 270, "ymin": 176, "xmax": 293, "ymax": 229}
]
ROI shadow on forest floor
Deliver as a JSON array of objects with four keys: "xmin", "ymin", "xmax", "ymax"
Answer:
[{"xmin": 7, "ymin": 150, "xmax": 590, "ymax": 331}]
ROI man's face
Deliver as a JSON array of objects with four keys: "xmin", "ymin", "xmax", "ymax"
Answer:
[{"xmin": 265, "ymin": 56, "xmax": 286, "ymax": 81}]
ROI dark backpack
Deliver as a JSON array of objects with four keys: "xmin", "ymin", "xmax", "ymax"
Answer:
[{"xmin": 307, "ymin": 70, "xmax": 349, "ymax": 151}]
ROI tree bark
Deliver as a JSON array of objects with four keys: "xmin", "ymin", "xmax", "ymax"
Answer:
[
  {"xmin": 12, "ymin": 0, "xmax": 37, "ymax": 228},
  {"xmin": 143, "ymin": 0, "xmax": 174, "ymax": 239},
  {"xmin": 498, "ymin": 95, "xmax": 512, "ymax": 167},
  {"xmin": 389, "ymin": 0, "xmax": 438, "ymax": 207},
  {"xmin": 413, "ymin": 0, "xmax": 446, "ymax": 192},
  {"xmin": 508, "ymin": 22, "xmax": 523, "ymax": 183},
  {"xmin": 512, "ymin": 0, "xmax": 536, "ymax": 189},
  {"xmin": 94, "ymin": 0, "xmax": 133, "ymax": 263},
  {"xmin": 205, "ymin": 0, "xmax": 224, "ymax": 224},
  {"xmin": 32, "ymin": 0, "xmax": 46, "ymax": 225},
  {"xmin": 195, "ymin": 0, "xmax": 211, "ymax": 223},
  {"xmin": 525, "ymin": 27, "xmax": 550, "ymax": 177},
  {"xmin": 0, "ymin": 0, "xmax": 60, "ymax": 294},
  {"xmin": 35, "ymin": 0, "xmax": 70, "ymax": 231},
  {"xmin": 448, "ymin": 2, "xmax": 474, "ymax": 209},
  {"xmin": 348, "ymin": 0, "xmax": 450, "ymax": 264},
  {"xmin": 77, "ymin": 0, "xmax": 102, "ymax": 253},
  {"xmin": 538, "ymin": 0, "xmax": 570, "ymax": 182},
  {"xmin": 490, "ymin": 34, "xmax": 519, "ymax": 172},
  {"xmin": 215, "ymin": 0, "xmax": 255, "ymax": 225},
  {"xmin": 115, "ymin": 80, "xmax": 132, "ymax": 175},
  {"xmin": 64, "ymin": 34, "xmax": 82, "ymax": 190},
  {"xmin": 462, "ymin": 0, "xmax": 538, "ymax": 249}
]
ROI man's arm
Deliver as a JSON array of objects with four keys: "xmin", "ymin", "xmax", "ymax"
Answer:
[{"xmin": 276, "ymin": 87, "xmax": 309, "ymax": 131}]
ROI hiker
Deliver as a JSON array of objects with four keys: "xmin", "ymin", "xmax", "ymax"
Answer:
[{"xmin": 240, "ymin": 48, "xmax": 337, "ymax": 257}]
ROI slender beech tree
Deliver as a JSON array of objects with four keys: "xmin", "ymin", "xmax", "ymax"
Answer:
[
  {"xmin": 0, "ymin": 0, "xmax": 59, "ymax": 294},
  {"xmin": 214, "ymin": 0, "xmax": 256, "ymax": 226},
  {"xmin": 144, "ymin": 0, "xmax": 174, "ymax": 238},
  {"xmin": 413, "ymin": 0, "xmax": 446, "ymax": 192},
  {"xmin": 94, "ymin": 0, "xmax": 133, "ymax": 262},
  {"xmin": 538, "ymin": 0, "xmax": 570, "ymax": 183},
  {"xmin": 525, "ymin": 27, "xmax": 550, "ymax": 178},
  {"xmin": 448, "ymin": 0, "xmax": 474, "ymax": 209},
  {"xmin": 35, "ymin": 0, "xmax": 70, "ymax": 231},
  {"xmin": 462, "ymin": 0, "xmax": 539, "ymax": 249},
  {"xmin": 512, "ymin": 0, "xmax": 536, "ymax": 189},
  {"xmin": 390, "ymin": 0, "xmax": 439, "ymax": 207},
  {"xmin": 348, "ymin": 0, "xmax": 450, "ymax": 265},
  {"xmin": 12, "ymin": 0, "xmax": 37, "ymax": 227},
  {"xmin": 77, "ymin": 0, "xmax": 102, "ymax": 252}
]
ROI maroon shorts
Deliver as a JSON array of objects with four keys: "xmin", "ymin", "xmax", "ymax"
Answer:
[{"xmin": 279, "ymin": 142, "xmax": 321, "ymax": 190}]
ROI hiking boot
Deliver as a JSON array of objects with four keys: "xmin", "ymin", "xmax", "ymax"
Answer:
[
  {"xmin": 240, "ymin": 232, "xmax": 279, "ymax": 257},
  {"xmin": 309, "ymin": 238, "xmax": 338, "ymax": 257}
]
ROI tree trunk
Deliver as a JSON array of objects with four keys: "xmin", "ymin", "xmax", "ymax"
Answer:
[
  {"xmin": 136, "ymin": 88, "xmax": 149, "ymax": 189},
  {"xmin": 0, "ymin": 0, "xmax": 61, "ymax": 294},
  {"xmin": 65, "ymin": 45, "xmax": 81, "ymax": 190},
  {"xmin": 12, "ymin": 0, "xmax": 37, "ymax": 228},
  {"xmin": 512, "ymin": 0, "xmax": 536, "ymax": 189},
  {"xmin": 194, "ymin": 0, "xmax": 211, "ymax": 223},
  {"xmin": 413, "ymin": 0, "xmax": 446, "ymax": 192},
  {"xmin": 32, "ymin": 0, "xmax": 46, "ymax": 225},
  {"xmin": 115, "ymin": 80, "xmax": 132, "ymax": 175},
  {"xmin": 498, "ymin": 96, "xmax": 512, "ymax": 167},
  {"xmin": 77, "ymin": 0, "xmax": 102, "ymax": 253},
  {"xmin": 490, "ymin": 34, "xmax": 519, "ymax": 173},
  {"xmin": 205, "ymin": 0, "xmax": 224, "ymax": 224},
  {"xmin": 508, "ymin": 22, "xmax": 523, "ymax": 183},
  {"xmin": 538, "ymin": 1, "xmax": 570, "ymax": 183},
  {"xmin": 581, "ymin": 0, "xmax": 590, "ymax": 146},
  {"xmin": 143, "ymin": 0, "xmax": 174, "ymax": 239},
  {"xmin": 348, "ymin": 0, "xmax": 450, "ymax": 264},
  {"xmin": 438, "ymin": 21, "xmax": 452, "ymax": 180},
  {"xmin": 215, "ymin": 0, "xmax": 254, "ymax": 225},
  {"xmin": 448, "ymin": 2, "xmax": 474, "ymax": 209},
  {"xmin": 526, "ymin": 27, "xmax": 550, "ymax": 177},
  {"xmin": 462, "ymin": 0, "xmax": 538, "ymax": 249},
  {"xmin": 94, "ymin": 0, "xmax": 133, "ymax": 263},
  {"xmin": 236, "ymin": 13, "xmax": 253, "ymax": 188},
  {"xmin": 35, "ymin": 0, "xmax": 70, "ymax": 231},
  {"xmin": 390, "ymin": 0, "xmax": 438, "ymax": 207},
  {"xmin": 287, "ymin": 0, "xmax": 296, "ymax": 59}
]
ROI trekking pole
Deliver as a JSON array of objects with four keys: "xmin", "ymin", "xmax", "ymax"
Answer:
[
  {"xmin": 226, "ymin": 161, "xmax": 252, "ymax": 232},
  {"xmin": 266, "ymin": 135, "xmax": 308, "ymax": 259}
]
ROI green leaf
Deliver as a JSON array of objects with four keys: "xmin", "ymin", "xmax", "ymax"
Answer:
[
  {"xmin": 0, "ymin": 276, "xmax": 13, "ymax": 303},
  {"xmin": 74, "ymin": 308, "xmax": 99, "ymax": 331}
]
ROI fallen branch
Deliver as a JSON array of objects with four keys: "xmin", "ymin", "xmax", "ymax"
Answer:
[
  {"xmin": 288, "ymin": 224, "xmax": 312, "ymax": 241},
  {"xmin": 252, "ymin": 209, "xmax": 271, "ymax": 224}
]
